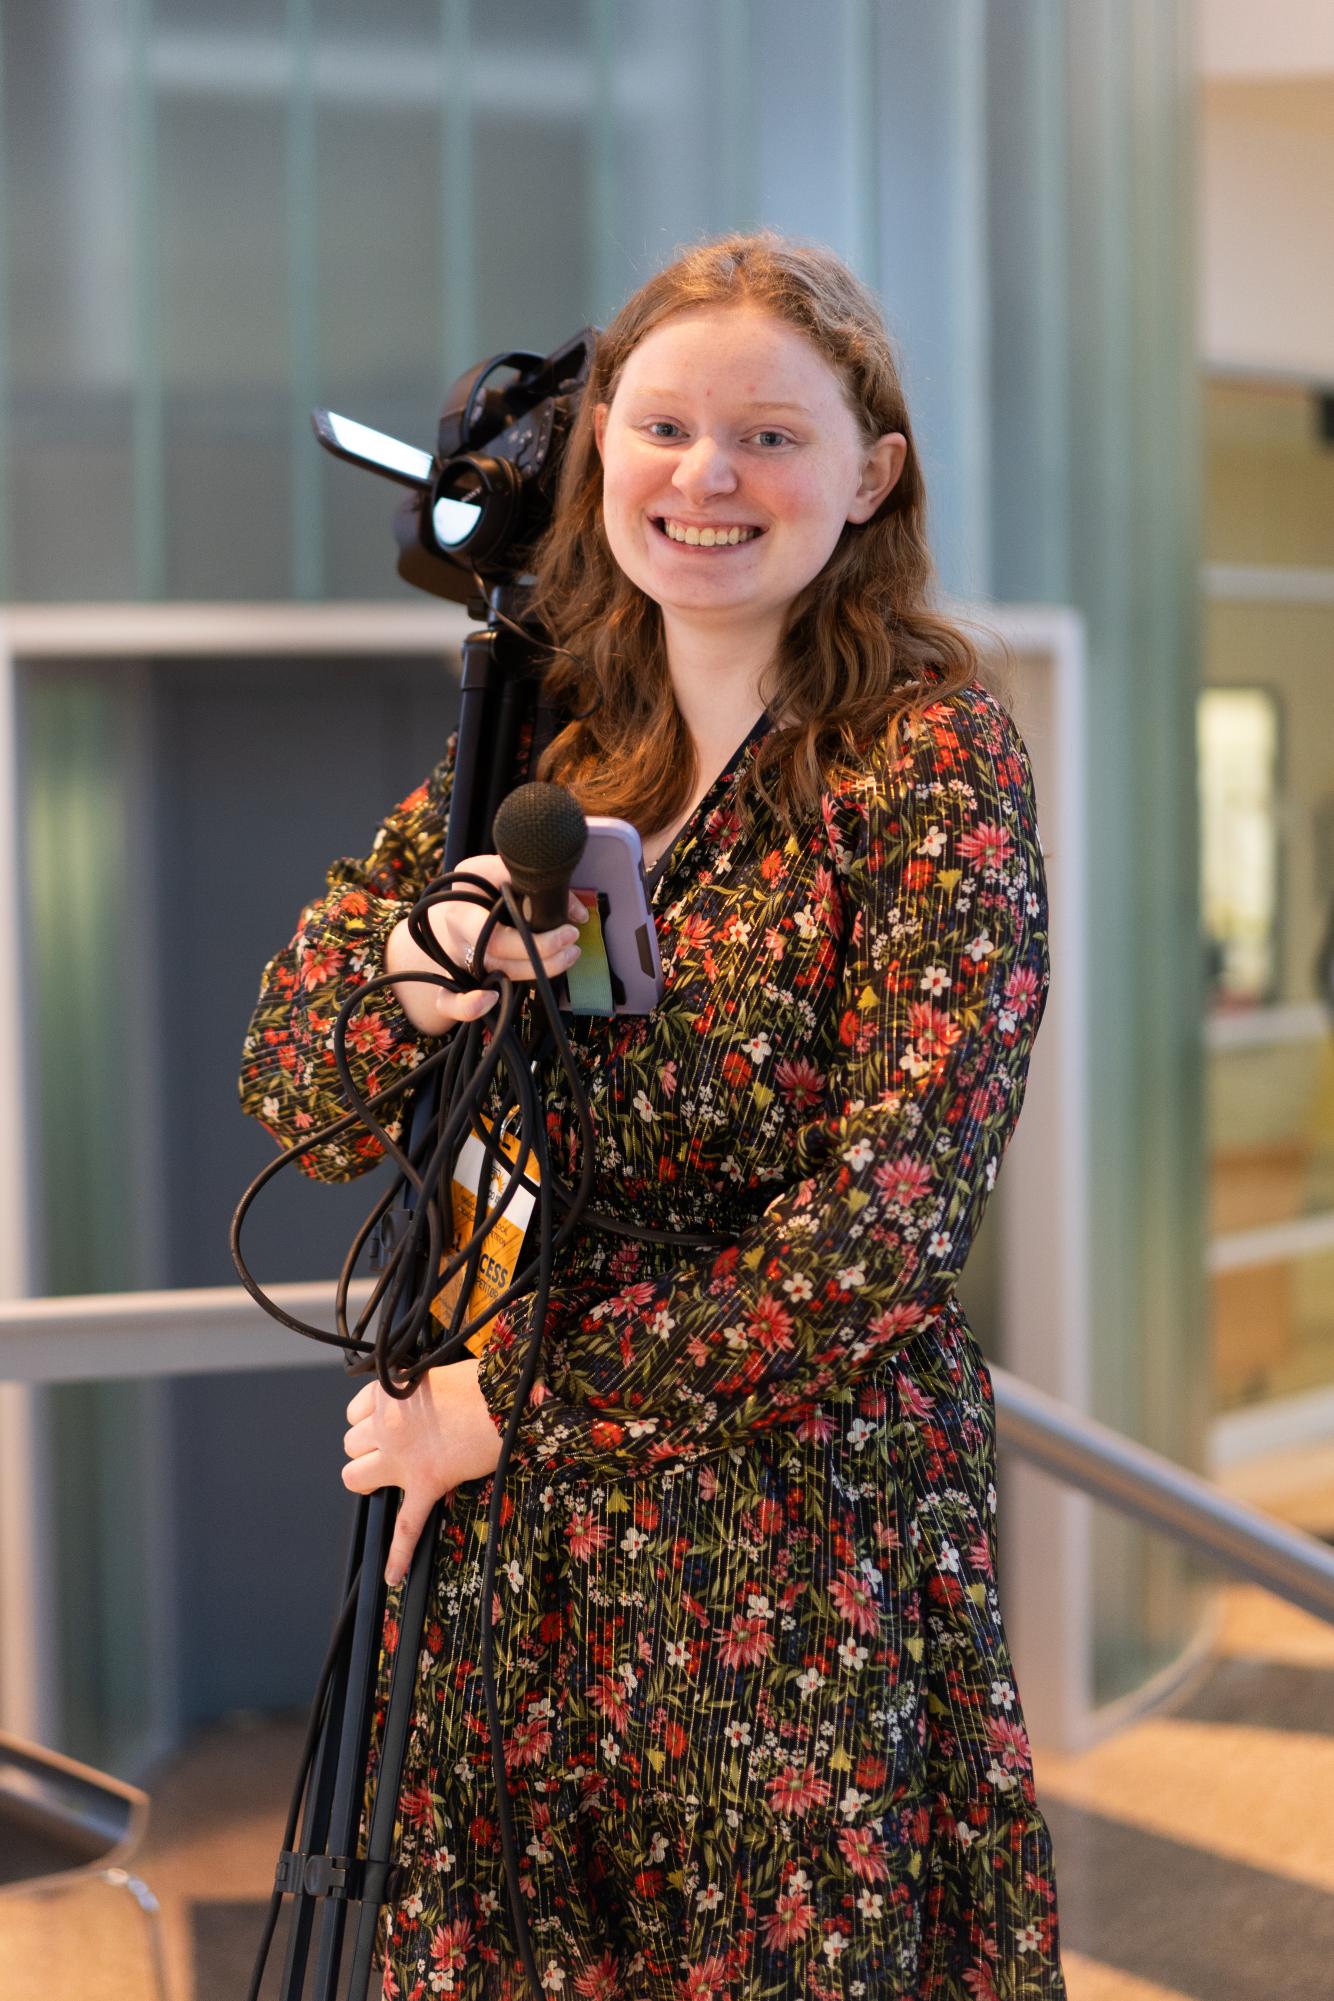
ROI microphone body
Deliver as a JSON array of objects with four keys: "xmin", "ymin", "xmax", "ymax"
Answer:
[{"xmin": 492, "ymin": 782, "xmax": 588, "ymax": 932}]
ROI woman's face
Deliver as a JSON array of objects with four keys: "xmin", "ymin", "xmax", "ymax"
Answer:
[{"xmin": 593, "ymin": 304, "xmax": 905, "ymax": 641}]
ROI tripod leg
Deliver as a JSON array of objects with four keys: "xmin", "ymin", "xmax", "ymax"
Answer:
[
  {"xmin": 269, "ymin": 1494, "xmax": 372, "ymax": 1998},
  {"xmin": 309, "ymin": 1489, "xmax": 395, "ymax": 2000},
  {"xmin": 346, "ymin": 1493, "xmax": 445, "ymax": 1993}
]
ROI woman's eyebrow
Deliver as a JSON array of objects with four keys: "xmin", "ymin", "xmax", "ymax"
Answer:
[{"xmin": 625, "ymin": 389, "xmax": 813, "ymax": 415}]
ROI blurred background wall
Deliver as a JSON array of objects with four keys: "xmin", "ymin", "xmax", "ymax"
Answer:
[{"xmin": 0, "ymin": 0, "xmax": 1277, "ymax": 1782}]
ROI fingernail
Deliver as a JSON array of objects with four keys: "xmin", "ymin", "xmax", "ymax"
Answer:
[
  {"xmin": 562, "ymin": 944, "xmax": 581, "ymax": 964},
  {"xmin": 385, "ymin": 1569, "xmax": 401, "ymax": 1588},
  {"xmin": 571, "ymin": 902, "xmax": 591, "ymax": 924}
]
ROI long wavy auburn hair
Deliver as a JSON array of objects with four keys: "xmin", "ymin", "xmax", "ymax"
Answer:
[{"xmin": 532, "ymin": 230, "xmax": 982, "ymax": 831}]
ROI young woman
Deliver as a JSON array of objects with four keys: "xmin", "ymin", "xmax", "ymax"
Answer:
[{"xmin": 240, "ymin": 232, "xmax": 1065, "ymax": 2000}]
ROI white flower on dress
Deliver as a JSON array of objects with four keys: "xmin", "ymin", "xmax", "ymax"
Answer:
[
  {"xmin": 632, "ymin": 1090, "xmax": 656, "ymax": 1122},
  {"xmin": 796, "ymin": 1667, "xmax": 826, "ymax": 1697},
  {"xmin": 857, "ymin": 1890, "xmax": 885, "ymax": 1919},
  {"xmin": 919, "ymin": 964, "xmax": 951, "ymax": 995},
  {"xmin": 918, "ymin": 824, "xmax": 947, "ymax": 857},
  {"xmin": 843, "ymin": 1138, "xmax": 875, "ymax": 1169},
  {"xmin": 822, "ymin": 1930, "xmax": 849, "ymax": 1963},
  {"xmin": 782, "ymin": 1272, "xmax": 814, "ymax": 1301},
  {"xmin": 620, "ymin": 1526, "xmax": 647, "ymax": 1558},
  {"xmin": 839, "ymin": 1787, "xmax": 870, "ymax": 1822},
  {"xmin": 990, "ymin": 1678, "xmax": 1016, "ymax": 1711},
  {"xmin": 696, "ymin": 1882, "xmax": 724, "ymax": 1911},
  {"xmin": 966, "ymin": 932, "xmax": 994, "ymax": 963}
]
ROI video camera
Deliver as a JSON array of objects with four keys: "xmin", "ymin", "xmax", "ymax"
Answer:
[{"xmin": 312, "ymin": 329, "xmax": 597, "ymax": 607}]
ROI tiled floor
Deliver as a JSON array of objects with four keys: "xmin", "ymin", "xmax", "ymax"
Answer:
[{"xmin": 3, "ymin": 1449, "xmax": 1332, "ymax": 2001}]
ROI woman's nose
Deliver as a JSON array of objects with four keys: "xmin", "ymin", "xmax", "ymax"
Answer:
[{"xmin": 672, "ymin": 436, "xmax": 737, "ymax": 501}]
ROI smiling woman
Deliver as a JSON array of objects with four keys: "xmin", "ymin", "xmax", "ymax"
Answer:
[
  {"xmin": 529, "ymin": 236, "xmax": 980, "ymax": 857},
  {"xmin": 239, "ymin": 229, "xmax": 1067, "ymax": 1999}
]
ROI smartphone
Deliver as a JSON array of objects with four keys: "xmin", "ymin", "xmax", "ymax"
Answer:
[{"xmin": 562, "ymin": 817, "xmax": 662, "ymax": 1015}]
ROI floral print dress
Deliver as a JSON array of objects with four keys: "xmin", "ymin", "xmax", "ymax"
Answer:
[{"xmin": 239, "ymin": 680, "xmax": 1065, "ymax": 2001}]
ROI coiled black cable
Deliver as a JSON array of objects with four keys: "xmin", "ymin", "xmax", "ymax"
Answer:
[{"xmin": 232, "ymin": 860, "xmax": 722, "ymax": 1997}]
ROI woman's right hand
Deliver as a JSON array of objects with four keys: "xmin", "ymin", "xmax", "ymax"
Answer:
[{"xmin": 383, "ymin": 851, "xmax": 587, "ymax": 1034}]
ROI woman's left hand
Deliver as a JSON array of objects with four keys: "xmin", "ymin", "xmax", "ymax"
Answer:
[{"xmin": 341, "ymin": 1358, "xmax": 504, "ymax": 1586}]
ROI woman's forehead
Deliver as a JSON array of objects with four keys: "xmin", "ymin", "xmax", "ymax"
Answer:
[{"xmin": 614, "ymin": 304, "xmax": 845, "ymax": 409}]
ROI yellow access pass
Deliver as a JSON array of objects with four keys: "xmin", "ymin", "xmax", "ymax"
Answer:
[{"xmin": 431, "ymin": 1117, "xmax": 540, "ymax": 1354}]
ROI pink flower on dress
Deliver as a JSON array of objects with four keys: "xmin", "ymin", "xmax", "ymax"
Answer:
[
  {"xmin": 836, "ymin": 1823, "xmax": 891, "ymax": 1880},
  {"xmin": 504, "ymin": 1708, "xmax": 553, "ymax": 1770},
  {"xmin": 828, "ymin": 1569, "xmax": 879, "ymax": 1636},
  {"xmin": 573, "ymin": 1951, "xmax": 622, "ymax": 1999},
  {"xmin": 774, "ymin": 1056, "xmax": 826, "ymax": 1110},
  {"xmin": 591, "ymin": 1671, "xmax": 631, "ymax": 1732},
  {"xmin": 430, "ymin": 1917, "xmax": 474, "ymax": 1977},
  {"xmin": 566, "ymin": 1511, "xmax": 611, "ymax": 1562},
  {"xmin": 1003, "ymin": 965, "xmax": 1043, "ymax": 1016},
  {"xmin": 985, "ymin": 1715, "xmax": 1032, "ymax": 1770},
  {"xmin": 760, "ymin": 1880, "xmax": 815, "ymax": 1949},
  {"xmin": 868, "ymin": 1304, "xmax": 927, "ymax": 1349},
  {"xmin": 907, "ymin": 1000, "xmax": 960, "ymax": 1062},
  {"xmin": 957, "ymin": 822, "xmax": 1014, "ymax": 869},
  {"xmin": 746, "ymin": 1293, "xmax": 795, "ymax": 1352},
  {"xmin": 345, "ymin": 1013, "xmax": 394, "ymax": 1058},
  {"xmin": 298, "ymin": 943, "xmax": 343, "ymax": 990},
  {"xmin": 681, "ymin": 1957, "xmax": 732, "ymax": 1999},
  {"xmin": 765, "ymin": 1764, "xmax": 832, "ymax": 1818},
  {"xmin": 873, "ymin": 1153, "xmax": 934, "ymax": 1206},
  {"xmin": 717, "ymin": 1613, "xmax": 774, "ymax": 1669}
]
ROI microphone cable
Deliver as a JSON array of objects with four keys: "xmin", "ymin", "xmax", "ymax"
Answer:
[{"xmin": 232, "ymin": 852, "xmax": 723, "ymax": 1998}]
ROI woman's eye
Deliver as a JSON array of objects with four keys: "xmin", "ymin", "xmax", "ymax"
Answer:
[
  {"xmin": 752, "ymin": 430, "xmax": 791, "ymax": 449},
  {"xmin": 645, "ymin": 421, "xmax": 683, "ymax": 440}
]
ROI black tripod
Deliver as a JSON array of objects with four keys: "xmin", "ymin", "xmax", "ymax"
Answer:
[{"xmin": 241, "ymin": 598, "xmax": 556, "ymax": 2001}]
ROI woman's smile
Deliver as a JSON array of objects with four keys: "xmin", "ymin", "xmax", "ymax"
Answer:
[{"xmin": 652, "ymin": 516, "xmax": 766, "ymax": 548}]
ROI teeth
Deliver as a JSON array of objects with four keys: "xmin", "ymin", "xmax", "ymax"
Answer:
[{"xmin": 661, "ymin": 520, "xmax": 759, "ymax": 546}]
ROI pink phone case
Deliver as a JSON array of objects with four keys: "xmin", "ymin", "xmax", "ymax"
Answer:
[{"xmin": 565, "ymin": 817, "xmax": 663, "ymax": 1014}]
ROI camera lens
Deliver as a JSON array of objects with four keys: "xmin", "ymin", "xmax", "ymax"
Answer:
[{"xmin": 432, "ymin": 465, "xmax": 485, "ymax": 549}]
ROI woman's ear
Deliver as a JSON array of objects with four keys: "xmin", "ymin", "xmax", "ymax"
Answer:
[{"xmin": 847, "ymin": 431, "xmax": 908, "ymax": 524}]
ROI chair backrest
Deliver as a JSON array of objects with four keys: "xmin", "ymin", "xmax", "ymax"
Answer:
[{"xmin": 0, "ymin": 1730, "xmax": 148, "ymax": 1894}]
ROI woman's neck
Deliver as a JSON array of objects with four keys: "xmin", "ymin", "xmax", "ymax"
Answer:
[{"xmin": 661, "ymin": 610, "xmax": 776, "ymax": 775}]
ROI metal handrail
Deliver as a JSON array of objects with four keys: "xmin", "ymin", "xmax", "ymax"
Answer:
[
  {"xmin": 992, "ymin": 1364, "xmax": 1334, "ymax": 1626},
  {"xmin": 1, "ymin": 1287, "xmax": 1332, "ymax": 1625}
]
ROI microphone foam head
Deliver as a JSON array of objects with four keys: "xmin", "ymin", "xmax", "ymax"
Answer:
[{"xmin": 492, "ymin": 782, "xmax": 588, "ymax": 879}]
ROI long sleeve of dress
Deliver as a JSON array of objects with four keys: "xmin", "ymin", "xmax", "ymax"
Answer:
[
  {"xmin": 476, "ymin": 688, "xmax": 1049, "ymax": 1481},
  {"xmin": 237, "ymin": 744, "xmax": 454, "ymax": 1183}
]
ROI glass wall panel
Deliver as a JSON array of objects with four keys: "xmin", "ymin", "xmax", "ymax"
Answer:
[
  {"xmin": 1203, "ymin": 377, "xmax": 1334, "ymax": 1414},
  {"xmin": 3, "ymin": 4, "xmax": 138, "ymax": 597}
]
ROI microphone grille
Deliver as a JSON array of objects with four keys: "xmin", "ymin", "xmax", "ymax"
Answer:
[{"xmin": 492, "ymin": 782, "xmax": 588, "ymax": 875}]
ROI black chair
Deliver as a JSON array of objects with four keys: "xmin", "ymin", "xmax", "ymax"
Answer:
[{"xmin": 0, "ymin": 1729, "xmax": 169, "ymax": 1998}]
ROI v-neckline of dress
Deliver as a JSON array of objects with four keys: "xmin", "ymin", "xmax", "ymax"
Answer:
[{"xmin": 644, "ymin": 711, "xmax": 772, "ymax": 904}]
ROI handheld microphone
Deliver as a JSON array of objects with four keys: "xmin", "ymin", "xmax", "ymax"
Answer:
[{"xmin": 492, "ymin": 782, "xmax": 588, "ymax": 932}]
